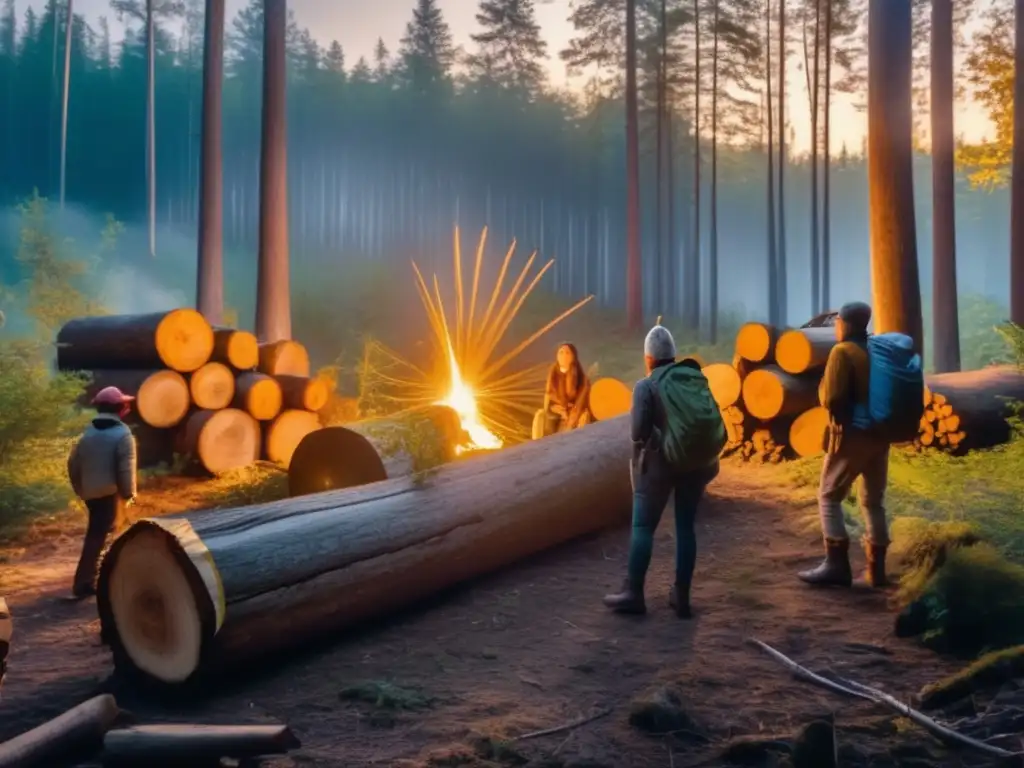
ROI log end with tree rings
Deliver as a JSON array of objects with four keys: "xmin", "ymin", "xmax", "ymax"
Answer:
[
  {"xmin": 258, "ymin": 340, "xmax": 310, "ymax": 377},
  {"xmin": 100, "ymin": 523, "xmax": 211, "ymax": 685},
  {"xmin": 212, "ymin": 328, "xmax": 259, "ymax": 370},
  {"xmin": 275, "ymin": 374, "xmax": 330, "ymax": 412},
  {"xmin": 134, "ymin": 370, "xmax": 191, "ymax": 428},
  {"xmin": 189, "ymin": 362, "xmax": 236, "ymax": 410},
  {"xmin": 789, "ymin": 406, "xmax": 830, "ymax": 458},
  {"xmin": 264, "ymin": 410, "xmax": 321, "ymax": 467},
  {"xmin": 180, "ymin": 409, "xmax": 261, "ymax": 476},
  {"xmin": 775, "ymin": 327, "xmax": 836, "ymax": 375},
  {"xmin": 741, "ymin": 365, "xmax": 819, "ymax": 421},
  {"xmin": 701, "ymin": 363, "xmax": 742, "ymax": 409},
  {"xmin": 234, "ymin": 372, "xmax": 283, "ymax": 421},
  {"xmin": 589, "ymin": 377, "xmax": 632, "ymax": 421},
  {"xmin": 286, "ymin": 427, "xmax": 390, "ymax": 497},
  {"xmin": 155, "ymin": 308, "xmax": 215, "ymax": 372},
  {"xmin": 735, "ymin": 322, "xmax": 777, "ymax": 363}
]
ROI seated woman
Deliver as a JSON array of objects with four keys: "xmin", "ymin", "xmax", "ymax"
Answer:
[{"xmin": 532, "ymin": 343, "xmax": 592, "ymax": 439}]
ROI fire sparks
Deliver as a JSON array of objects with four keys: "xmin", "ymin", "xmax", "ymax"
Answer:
[{"xmin": 411, "ymin": 226, "xmax": 594, "ymax": 450}]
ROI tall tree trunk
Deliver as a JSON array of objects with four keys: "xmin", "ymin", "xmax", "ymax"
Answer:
[
  {"xmin": 196, "ymin": 0, "xmax": 225, "ymax": 325},
  {"xmin": 50, "ymin": 0, "xmax": 59, "ymax": 195},
  {"xmin": 625, "ymin": 0, "xmax": 643, "ymax": 329},
  {"xmin": 930, "ymin": 0, "xmax": 960, "ymax": 371},
  {"xmin": 657, "ymin": 0, "xmax": 668, "ymax": 315},
  {"xmin": 691, "ymin": 0, "xmax": 701, "ymax": 331},
  {"xmin": 58, "ymin": 0, "xmax": 72, "ymax": 210},
  {"xmin": 146, "ymin": 0, "xmax": 156, "ymax": 256},
  {"xmin": 667, "ymin": 110, "xmax": 675, "ymax": 315},
  {"xmin": 776, "ymin": 0, "xmax": 787, "ymax": 324},
  {"xmin": 709, "ymin": 0, "xmax": 719, "ymax": 343},
  {"xmin": 822, "ymin": 0, "xmax": 832, "ymax": 310},
  {"xmin": 766, "ymin": 3, "xmax": 778, "ymax": 326},
  {"xmin": 810, "ymin": 0, "xmax": 821, "ymax": 315},
  {"xmin": 1012, "ymin": 0, "xmax": 1024, "ymax": 324},
  {"xmin": 868, "ymin": 0, "xmax": 923, "ymax": 349},
  {"xmin": 255, "ymin": 0, "xmax": 291, "ymax": 342}
]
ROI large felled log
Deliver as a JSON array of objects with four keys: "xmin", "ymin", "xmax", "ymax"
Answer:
[
  {"xmin": 741, "ymin": 365, "xmax": 820, "ymax": 421},
  {"xmin": 98, "ymin": 415, "xmax": 633, "ymax": 685},
  {"xmin": 264, "ymin": 410, "xmax": 321, "ymax": 467},
  {"xmin": 233, "ymin": 372, "xmax": 283, "ymax": 421},
  {"xmin": 189, "ymin": 362, "xmax": 235, "ymax": 410},
  {"xmin": 922, "ymin": 366, "xmax": 1024, "ymax": 451},
  {"xmin": 589, "ymin": 377, "xmax": 632, "ymax": 421},
  {"xmin": 275, "ymin": 375, "xmax": 330, "ymax": 412},
  {"xmin": 82, "ymin": 370, "xmax": 190, "ymax": 428},
  {"xmin": 0, "ymin": 694, "xmax": 120, "ymax": 768},
  {"xmin": 287, "ymin": 405, "xmax": 463, "ymax": 497},
  {"xmin": 179, "ymin": 409, "xmax": 261, "ymax": 475},
  {"xmin": 258, "ymin": 340, "xmax": 310, "ymax": 377},
  {"xmin": 735, "ymin": 322, "xmax": 779, "ymax": 363},
  {"xmin": 702, "ymin": 363, "xmax": 743, "ymax": 409},
  {"xmin": 57, "ymin": 310, "xmax": 214, "ymax": 373},
  {"xmin": 102, "ymin": 724, "xmax": 299, "ymax": 765},
  {"xmin": 789, "ymin": 407, "xmax": 830, "ymax": 458},
  {"xmin": 211, "ymin": 328, "xmax": 259, "ymax": 370},
  {"xmin": 775, "ymin": 327, "xmax": 836, "ymax": 375}
]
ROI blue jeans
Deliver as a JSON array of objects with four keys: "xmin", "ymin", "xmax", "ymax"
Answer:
[{"xmin": 627, "ymin": 462, "xmax": 718, "ymax": 586}]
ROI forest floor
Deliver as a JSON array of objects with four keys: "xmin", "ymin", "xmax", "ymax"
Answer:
[{"xmin": 0, "ymin": 460, "xmax": 1008, "ymax": 768}]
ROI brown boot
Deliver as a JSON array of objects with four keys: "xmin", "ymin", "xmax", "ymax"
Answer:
[
  {"xmin": 864, "ymin": 542, "xmax": 889, "ymax": 588},
  {"xmin": 797, "ymin": 538, "xmax": 852, "ymax": 587},
  {"xmin": 668, "ymin": 582, "xmax": 692, "ymax": 619},
  {"xmin": 603, "ymin": 577, "xmax": 646, "ymax": 614}
]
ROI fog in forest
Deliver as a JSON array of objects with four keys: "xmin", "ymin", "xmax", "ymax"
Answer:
[{"xmin": 0, "ymin": 0, "xmax": 1015, "ymax": 346}]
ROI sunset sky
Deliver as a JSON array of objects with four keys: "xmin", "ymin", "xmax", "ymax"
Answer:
[{"xmin": 22, "ymin": 0, "xmax": 994, "ymax": 153}]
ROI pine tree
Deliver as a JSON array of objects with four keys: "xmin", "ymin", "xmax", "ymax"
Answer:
[
  {"xmin": 351, "ymin": 55, "xmax": 372, "ymax": 84},
  {"xmin": 397, "ymin": 0, "xmax": 455, "ymax": 96},
  {"xmin": 468, "ymin": 0, "xmax": 548, "ymax": 94},
  {"xmin": 373, "ymin": 37, "xmax": 390, "ymax": 81},
  {"xmin": 325, "ymin": 40, "xmax": 345, "ymax": 75}
]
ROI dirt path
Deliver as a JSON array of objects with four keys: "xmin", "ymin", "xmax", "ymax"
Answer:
[{"xmin": 0, "ymin": 465, "xmax": 980, "ymax": 767}]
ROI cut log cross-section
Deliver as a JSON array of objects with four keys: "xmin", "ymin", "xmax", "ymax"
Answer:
[
  {"xmin": 97, "ymin": 414, "xmax": 633, "ymax": 685},
  {"xmin": 179, "ymin": 409, "xmax": 261, "ymax": 475},
  {"xmin": 264, "ymin": 410, "xmax": 321, "ymax": 467},
  {"xmin": 735, "ymin": 322, "xmax": 779, "ymax": 363},
  {"xmin": 211, "ymin": 329, "xmax": 259, "ymax": 371},
  {"xmin": 56, "ymin": 310, "xmax": 214, "ymax": 373},
  {"xmin": 589, "ymin": 377, "xmax": 632, "ymax": 421},
  {"xmin": 287, "ymin": 405, "xmax": 463, "ymax": 497},
  {"xmin": 258, "ymin": 341, "xmax": 310, "ymax": 377},
  {"xmin": 775, "ymin": 327, "xmax": 837, "ymax": 375},
  {"xmin": 83, "ymin": 370, "xmax": 191, "ymax": 428},
  {"xmin": 742, "ymin": 366, "xmax": 820, "ymax": 421},
  {"xmin": 702, "ymin": 363, "xmax": 743, "ymax": 409},
  {"xmin": 920, "ymin": 366, "xmax": 1024, "ymax": 452},
  {"xmin": 189, "ymin": 362, "xmax": 235, "ymax": 410},
  {"xmin": 789, "ymin": 406, "xmax": 830, "ymax": 458},
  {"xmin": 275, "ymin": 375, "xmax": 329, "ymax": 412},
  {"xmin": 233, "ymin": 373, "xmax": 283, "ymax": 421}
]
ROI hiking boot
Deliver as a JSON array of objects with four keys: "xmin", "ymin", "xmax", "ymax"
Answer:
[
  {"xmin": 603, "ymin": 578, "xmax": 646, "ymax": 614},
  {"xmin": 797, "ymin": 538, "xmax": 852, "ymax": 587},
  {"xmin": 668, "ymin": 582, "xmax": 692, "ymax": 619},
  {"xmin": 863, "ymin": 543, "xmax": 889, "ymax": 588}
]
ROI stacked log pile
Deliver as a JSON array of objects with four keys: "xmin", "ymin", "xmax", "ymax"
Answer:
[
  {"xmin": 701, "ymin": 321, "xmax": 1024, "ymax": 463},
  {"xmin": 57, "ymin": 310, "xmax": 328, "ymax": 475}
]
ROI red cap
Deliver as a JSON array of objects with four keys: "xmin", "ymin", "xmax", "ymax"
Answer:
[{"xmin": 92, "ymin": 386, "xmax": 136, "ymax": 406}]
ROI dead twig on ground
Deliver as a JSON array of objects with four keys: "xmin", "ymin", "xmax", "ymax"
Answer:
[
  {"xmin": 512, "ymin": 708, "xmax": 612, "ymax": 742},
  {"xmin": 748, "ymin": 638, "xmax": 1021, "ymax": 760}
]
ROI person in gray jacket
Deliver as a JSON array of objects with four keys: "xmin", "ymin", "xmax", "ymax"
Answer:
[{"xmin": 67, "ymin": 386, "xmax": 138, "ymax": 599}]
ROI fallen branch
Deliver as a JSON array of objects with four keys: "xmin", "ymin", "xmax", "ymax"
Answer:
[
  {"xmin": 748, "ymin": 638, "xmax": 1020, "ymax": 760},
  {"xmin": 0, "ymin": 694, "xmax": 120, "ymax": 768},
  {"xmin": 512, "ymin": 708, "xmax": 612, "ymax": 742}
]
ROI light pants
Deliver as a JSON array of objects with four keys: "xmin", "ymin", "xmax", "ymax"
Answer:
[{"xmin": 818, "ymin": 429, "xmax": 890, "ymax": 546}]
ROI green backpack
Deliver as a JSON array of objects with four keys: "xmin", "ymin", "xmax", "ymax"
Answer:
[{"xmin": 649, "ymin": 361, "xmax": 727, "ymax": 472}]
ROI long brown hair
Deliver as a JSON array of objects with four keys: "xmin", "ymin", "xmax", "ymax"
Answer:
[{"xmin": 547, "ymin": 342, "xmax": 586, "ymax": 403}]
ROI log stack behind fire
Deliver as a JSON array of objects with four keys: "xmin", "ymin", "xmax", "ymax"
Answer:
[{"xmin": 57, "ymin": 310, "xmax": 327, "ymax": 477}]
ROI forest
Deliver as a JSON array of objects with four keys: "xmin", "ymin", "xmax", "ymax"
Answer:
[{"xmin": 0, "ymin": 0, "xmax": 1018, "ymax": 348}]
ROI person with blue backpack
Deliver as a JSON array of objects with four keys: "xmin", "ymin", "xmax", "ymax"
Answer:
[
  {"xmin": 798, "ymin": 301, "xmax": 924, "ymax": 588},
  {"xmin": 603, "ymin": 325, "xmax": 726, "ymax": 617}
]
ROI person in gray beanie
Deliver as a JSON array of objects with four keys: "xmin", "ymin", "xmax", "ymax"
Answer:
[
  {"xmin": 603, "ymin": 325, "xmax": 723, "ymax": 618},
  {"xmin": 798, "ymin": 300, "xmax": 891, "ymax": 588}
]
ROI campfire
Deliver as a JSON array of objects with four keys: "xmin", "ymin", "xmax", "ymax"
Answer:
[{"xmin": 410, "ymin": 226, "xmax": 594, "ymax": 451}]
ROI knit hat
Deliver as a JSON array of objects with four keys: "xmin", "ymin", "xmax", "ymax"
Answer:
[
  {"xmin": 838, "ymin": 301, "xmax": 872, "ymax": 332},
  {"xmin": 644, "ymin": 325, "xmax": 677, "ymax": 361}
]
